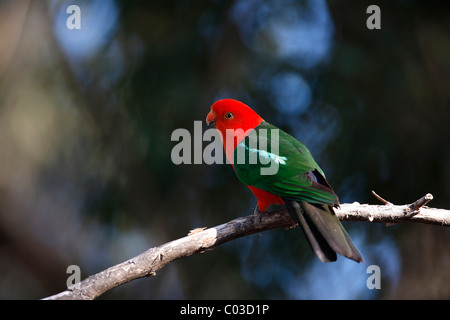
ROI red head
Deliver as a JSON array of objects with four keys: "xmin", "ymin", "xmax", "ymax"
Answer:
[
  {"xmin": 206, "ymin": 99, "xmax": 264, "ymax": 161},
  {"xmin": 206, "ymin": 99, "xmax": 264, "ymax": 134}
]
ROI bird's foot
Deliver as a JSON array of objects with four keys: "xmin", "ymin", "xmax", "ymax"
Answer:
[
  {"xmin": 253, "ymin": 204, "xmax": 286, "ymax": 215},
  {"xmin": 253, "ymin": 206, "xmax": 263, "ymax": 216}
]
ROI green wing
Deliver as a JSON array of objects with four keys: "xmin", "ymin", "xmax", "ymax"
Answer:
[{"xmin": 233, "ymin": 121, "xmax": 339, "ymax": 206}]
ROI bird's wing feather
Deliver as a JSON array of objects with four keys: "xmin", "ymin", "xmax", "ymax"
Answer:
[{"xmin": 233, "ymin": 122, "xmax": 339, "ymax": 206}]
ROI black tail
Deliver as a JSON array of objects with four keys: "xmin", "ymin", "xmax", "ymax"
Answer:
[{"xmin": 283, "ymin": 199, "xmax": 363, "ymax": 263}]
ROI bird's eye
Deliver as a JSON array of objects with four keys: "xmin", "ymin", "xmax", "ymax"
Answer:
[{"xmin": 224, "ymin": 112, "xmax": 234, "ymax": 120}]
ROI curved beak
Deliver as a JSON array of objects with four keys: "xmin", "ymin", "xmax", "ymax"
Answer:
[{"xmin": 206, "ymin": 110, "xmax": 216, "ymax": 127}]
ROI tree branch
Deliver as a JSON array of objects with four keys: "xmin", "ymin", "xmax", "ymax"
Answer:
[{"xmin": 43, "ymin": 193, "xmax": 450, "ymax": 300}]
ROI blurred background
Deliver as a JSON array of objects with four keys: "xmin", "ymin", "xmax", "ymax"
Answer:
[{"xmin": 0, "ymin": 0, "xmax": 449, "ymax": 299}]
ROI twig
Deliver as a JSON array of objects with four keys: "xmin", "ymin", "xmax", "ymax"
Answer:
[
  {"xmin": 338, "ymin": 193, "xmax": 449, "ymax": 225},
  {"xmin": 408, "ymin": 193, "xmax": 433, "ymax": 213},
  {"xmin": 43, "ymin": 194, "xmax": 450, "ymax": 300},
  {"xmin": 371, "ymin": 190, "xmax": 392, "ymax": 205}
]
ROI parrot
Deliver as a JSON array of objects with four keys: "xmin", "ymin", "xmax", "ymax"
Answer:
[{"xmin": 206, "ymin": 99, "xmax": 363, "ymax": 263}]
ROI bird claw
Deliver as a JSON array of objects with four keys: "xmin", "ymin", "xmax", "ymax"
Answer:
[{"xmin": 253, "ymin": 206, "xmax": 262, "ymax": 215}]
